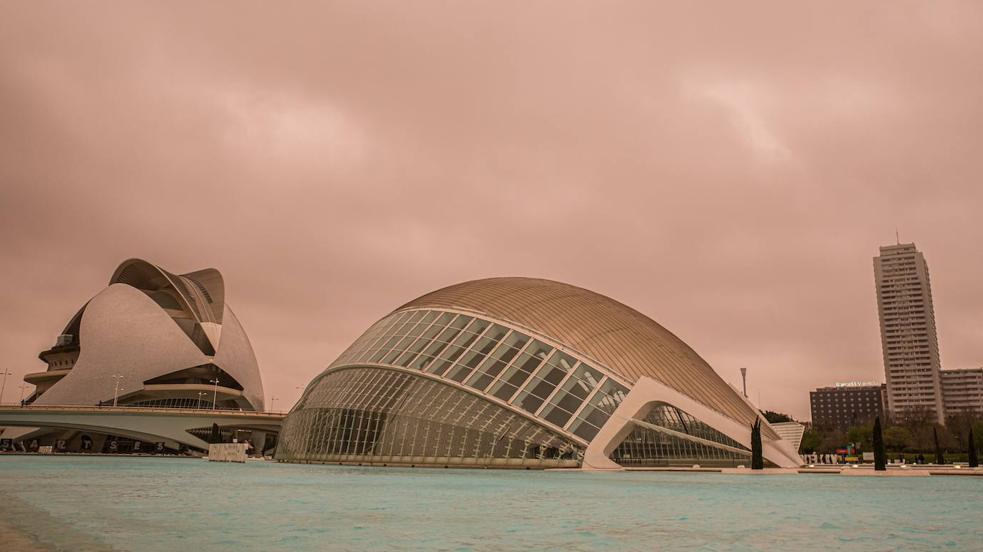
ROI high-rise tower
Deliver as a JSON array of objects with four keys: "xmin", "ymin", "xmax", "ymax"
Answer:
[{"xmin": 873, "ymin": 243, "xmax": 945, "ymax": 424}]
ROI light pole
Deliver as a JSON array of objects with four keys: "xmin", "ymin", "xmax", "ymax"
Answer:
[
  {"xmin": 270, "ymin": 396, "xmax": 278, "ymax": 413},
  {"xmin": 111, "ymin": 374, "xmax": 124, "ymax": 407},
  {"xmin": 740, "ymin": 367, "xmax": 748, "ymax": 398},
  {"xmin": 18, "ymin": 383, "xmax": 30, "ymax": 406},
  {"xmin": 196, "ymin": 391, "xmax": 208, "ymax": 410},
  {"xmin": 0, "ymin": 370, "xmax": 13, "ymax": 405},
  {"xmin": 210, "ymin": 378, "xmax": 220, "ymax": 410}
]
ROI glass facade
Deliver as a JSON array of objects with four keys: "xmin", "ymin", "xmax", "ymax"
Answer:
[
  {"xmin": 609, "ymin": 403, "xmax": 751, "ymax": 467},
  {"xmin": 329, "ymin": 309, "xmax": 631, "ymax": 441},
  {"xmin": 276, "ymin": 367, "xmax": 581, "ymax": 467}
]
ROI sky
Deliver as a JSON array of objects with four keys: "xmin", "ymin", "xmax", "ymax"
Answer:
[{"xmin": 2, "ymin": 1, "xmax": 982, "ymax": 420}]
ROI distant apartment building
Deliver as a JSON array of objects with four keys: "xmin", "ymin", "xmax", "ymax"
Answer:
[
  {"xmin": 941, "ymin": 368, "xmax": 983, "ymax": 415},
  {"xmin": 874, "ymin": 243, "xmax": 945, "ymax": 424},
  {"xmin": 810, "ymin": 383, "xmax": 887, "ymax": 429}
]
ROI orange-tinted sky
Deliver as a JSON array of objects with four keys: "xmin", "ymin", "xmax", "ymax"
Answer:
[{"xmin": 2, "ymin": 2, "xmax": 982, "ymax": 419}]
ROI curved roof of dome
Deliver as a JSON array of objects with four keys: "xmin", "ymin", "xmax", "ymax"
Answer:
[{"xmin": 397, "ymin": 277, "xmax": 759, "ymax": 427}]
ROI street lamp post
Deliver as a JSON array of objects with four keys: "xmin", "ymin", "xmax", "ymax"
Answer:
[
  {"xmin": 196, "ymin": 391, "xmax": 208, "ymax": 410},
  {"xmin": 18, "ymin": 383, "xmax": 30, "ymax": 406},
  {"xmin": 210, "ymin": 378, "xmax": 220, "ymax": 410},
  {"xmin": 111, "ymin": 374, "xmax": 124, "ymax": 407},
  {"xmin": 0, "ymin": 370, "xmax": 13, "ymax": 405},
  {"xmin": 270, "ymin": 396, "xmax": 278, "ymax": 413}
]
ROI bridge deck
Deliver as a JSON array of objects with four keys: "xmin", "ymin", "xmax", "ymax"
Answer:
[{"xmin": 0, "ymin": 405, "xmax": 285, "ymax": 421}]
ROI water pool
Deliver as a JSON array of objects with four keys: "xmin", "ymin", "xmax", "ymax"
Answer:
[{"xmin": 0, "ymin": 456, "xmax": 980, "ymax": 551}]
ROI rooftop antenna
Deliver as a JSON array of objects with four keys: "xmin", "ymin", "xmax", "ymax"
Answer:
[{"xmin": 740, "ymin": 367, "xmax": 748, "ymax": 398}]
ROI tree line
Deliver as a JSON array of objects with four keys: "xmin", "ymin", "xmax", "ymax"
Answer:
[{"xmin": 793, "ymin": 411, "xmax": 983, "ymax": 462}]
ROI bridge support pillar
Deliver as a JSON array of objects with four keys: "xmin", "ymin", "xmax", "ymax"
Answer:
[{"xmin": 251, "ymin": 430, "xmax": 266, "ymax": 456}]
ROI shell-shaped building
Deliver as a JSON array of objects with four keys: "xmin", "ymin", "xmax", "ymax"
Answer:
[
  {"xmin": 277, "ymin": 278, "xmax": 801, "ymax": 469},
  {"xmin": 26, "ymin": 258, "xmax": 264, "ymax": 411}
]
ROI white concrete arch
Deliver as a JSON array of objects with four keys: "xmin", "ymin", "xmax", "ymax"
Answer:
[{"xmin": 583, "ymin": 376, "xmax": 802, "ymax": 470}]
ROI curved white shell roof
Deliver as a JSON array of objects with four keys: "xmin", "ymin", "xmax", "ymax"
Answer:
[{"xmin": 35, "ymin": 259, "xmax": 264, "ymax": 411}]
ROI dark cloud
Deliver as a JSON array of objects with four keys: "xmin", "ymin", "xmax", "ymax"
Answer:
[{"xmin": 2, "ymin": 1, "xmax": 982, "ymax": 418}]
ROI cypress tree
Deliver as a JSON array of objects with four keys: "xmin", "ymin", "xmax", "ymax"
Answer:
[
  {"xmin": 969, "ymin": 427, "xmax": 979, "ymax": 468},
  {"xmin": 933, "ymin": 426, "xmax": 945, "ymax": 465},
  {"xmin": 751, "ymin": 418, "xmax": 763, "ymax": 470},
  {"xmin": 872, "ymin": 416, "xmax": 886, "ymax": 471}
]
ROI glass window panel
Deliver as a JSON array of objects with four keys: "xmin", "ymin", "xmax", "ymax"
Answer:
[
  {"xmin": 463, "ymin": 358, "xmax": 504, "ymax": 390},
  {"xmin": 434, "ymin": 312, "xmax": 457, "ymax": 328},
  {"xmin": 592, "ymin": 380, "xmax": 629, "ymax": 415},
  {"xmin": 447, "ymin": 337, "xmax": 498, "ymax": 382},
  {"xmin": 402, "ymin": 310, "xmax": 429, "ymax": 327},
  {"xmin": 419, "ymin": 317, "xmax": 472, "ymax": 373},
  {"xmin": 539, "ymin": 364, "xmax": 601, "ymax": 428},
  {"xmin": 394, "ymin": 313, "xmax": 453, "ymax": 367},
  {"xmin": 349, "ymin": 316, "xmax": 399, "ymax": 363},
  {"xmin": 543, "ymin": 403, "xmax": 576, "ymax": 428},
  {"xmin": 567, "ymin": 380, "xmax": 629, "ymax": 441},
  {"xmin": 572, "ymin": 364, "xmax": 603, "ymax": 390},
  {"xmin": 404, "ymin": 315, "xmax": 435, "ymax": 339},
  {"xmin": 571, "ymin": 417, "xmax": 602, "ymax": 441},
  {"xmin": 448, "ymin": 314, "xmax": 474, "ymax": 331},
  {"xmin": 350, "ymin": 323, "xmax": 384, "ymax": 362},
  {"xmin": 430, "ymin": 321, "xmax": 497, "ymax": 377},
  {"xmin": 427, "ymin": 315, "xmax": 471, "ymax": 342},
  {"xmin": 513, "ymin": 389, "xmax": 546, "ymax": 414},
  {"xmin": 429, "ymin": 346, "xmax": 465, "ymax": 377},
  {"xmin": 491, "ymin": 382, "xmax": 519, "ymax": 402},
  {"xmin": 368, "ymin": 334, "xmax": 402, "ymax": 363},
  {"xmin": 381, "ymin": 317, "xmax": 433, "ymax": 364},
  {"xmin": 389, "ymin": 313, "xmax": 417, "ymax": 338},
  {"xmin": 417, "ymin": 310, "xmax": 440, "ymax": 325},
  {"xmin": 365, "ymin": 311, "xmax": 418, "ymax": 362},
  {"xmin": 409, "ymin": 353, "xmax": 438, "ymax": 372},
  {"xmin": 459, "ymin": 318, "xmax": 491, "ymax": 336},
  {"xmin": 488, "ymin": 341, "xmax": 552, "ymax": 400},
  {"xmin": 460, "ymin": 329, "xmax": 526, "ymax": 389},
  {"xmin": 510, "ymin": 350, "xmax": 577, "ymax": 414},
  {"xmin": 446, "ymin": 326, "xmax": 509, "ymax": 383},
  {"xmin": 547, "ymin": 351, "xmax": 577, "ymax": 373},
  {"xmin": 413, "ymin": 316, "xmax": 463, "ymax": 362},
  {"xmin": 501, "ymin": 331, "xmax": 530, "ymax": 351}
]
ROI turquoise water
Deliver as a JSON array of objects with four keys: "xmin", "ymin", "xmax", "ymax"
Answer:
[{"xmin": 0, "ymin": 457, "xmax": 980, "ymax": 551}]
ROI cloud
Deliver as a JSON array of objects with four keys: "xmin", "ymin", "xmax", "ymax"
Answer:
[
  {"xmin": 696, "ymin": 81, "xmax": 791, "ymax": 162},
  {"xmin": 213, "ymin": 86, "xmax": 367, "ymax": 171},
  {"xmin": 2, "ymin": 1, "xmax": 983, "ymax": 420}
]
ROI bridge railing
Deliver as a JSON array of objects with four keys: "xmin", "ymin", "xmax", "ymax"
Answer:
[{"xmin": 0, "ymin": 404, "xmax": 287, "ymax": 417}]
